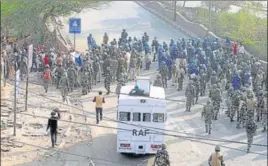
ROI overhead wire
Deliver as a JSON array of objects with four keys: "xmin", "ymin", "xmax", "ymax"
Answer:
[
  {"xmin": 5, "ymin": 78, "xmax": 268, "ymax": 148},
  {"xmin": 5, "ymin": 77, "xmax": 227, "ymax": 108},
  {"xmin": 18, "ymin": 112, "xmax": 268, "ymax": 156}
]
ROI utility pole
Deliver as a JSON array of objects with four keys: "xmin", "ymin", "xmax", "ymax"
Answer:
[
  {"xmin": 25, "ymin": 51, "xmax": 29, "ymax": 111},
  {"xmin": 174, "ymin": 1, "xmax": 177, "ymax": 21},
  {"xmin": 13, "ymin": 63, "xmax": 17, "ymax": 136}
]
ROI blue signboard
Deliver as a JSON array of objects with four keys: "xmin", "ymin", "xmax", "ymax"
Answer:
[{"xmin": 69, "ymin": 18, "xmax": 81, "ymax": 34}]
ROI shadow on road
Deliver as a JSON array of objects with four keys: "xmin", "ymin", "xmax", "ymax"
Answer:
[{"xmin": 91, "ymin": 133, "xmax": 154, "ymax": 166}]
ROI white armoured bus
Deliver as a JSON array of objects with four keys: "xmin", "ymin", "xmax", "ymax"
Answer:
[{"xmin": 117, "ymin": 77, "xmax": 167, "ymax": 154}]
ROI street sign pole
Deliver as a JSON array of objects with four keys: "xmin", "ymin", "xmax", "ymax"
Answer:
[
  {"xmin": 74, "ymin": 33, "xmax": 76, "ymax": 51},
  {"xmin": 25, "ymin": 44, "xmax": 33, "ymax": 111},
  {"xmin": 13, "ymin": 64, "xmax": 17, "ymax": 136},
  {"xmin": 69, "ymin": 18, "xmax": 81, "ymax": 50}
]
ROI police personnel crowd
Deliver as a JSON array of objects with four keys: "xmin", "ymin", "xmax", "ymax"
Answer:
[{"xmin": 2, "ymin": 28, "xmax": 267, "ymax": 166}]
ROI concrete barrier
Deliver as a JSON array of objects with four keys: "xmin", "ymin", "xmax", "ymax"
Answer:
[{"xmin": 136, "ymin": 1, "xmax": 267, "ymax": 72}]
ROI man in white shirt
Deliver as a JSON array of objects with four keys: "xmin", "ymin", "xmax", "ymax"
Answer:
[{"xmin": 238, "ymin": 43, "xmax": 245, "ymax": 55}]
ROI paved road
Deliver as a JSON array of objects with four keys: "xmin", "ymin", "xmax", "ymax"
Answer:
[
  {"xmin": 63, "ymin": 1, "xmax": 188, "ymax": 51},
  {"xmin": 18, "ymin": 1, "xmax": 267, "ymax": 166}
]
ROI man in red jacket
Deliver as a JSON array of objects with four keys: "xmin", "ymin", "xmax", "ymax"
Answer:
[
  {"xmin": 44, "ymin": 55, "xmax": 50, "ymax": 66},
  {"xmin": 232, "ymin": 43, "xmax": 238, "ymax": 56}
]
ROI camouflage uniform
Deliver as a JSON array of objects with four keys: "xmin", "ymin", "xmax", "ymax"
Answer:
[
  {"xmin": 160, "ymin": 61, "xmax": 168, "ymax": 88},
  {"xmin": 153, "ymin": 75, "xmax": 163, "ymax": 87},
  {"xmin": 67, "ymin": 65, "xmax": 77, "ymax": 92},
  {"xmin": 246, "ymin": 93, "xmax": 257, "ymax": 122},
  {"xmin": 118, "ymin": 56, "xmax": 125, "ymax": 70},
  {"xmin": 256, "ymin": 89, "xmax": 264, "ymax": 122},
  {"xmin": 117, "ymin": 56, "xmax": 125, "ymax": 79},
  {"xmin": 59, "ymin": 73, "xmax": 69, "ymax": 102},
  {"xmin": 110, "ymin": 56, "xmax": 118, "ymax": 82},
  {"xmin": 185, "ymin": 81, "xmax": 195, "ymax": 112},
  {"xmin": 230, "ymin": 90, "xmax": 241, "ymax": 122},
  {"xmin": 104, "ymin": 67, "xmax": 112, "ymax": 95},
  {"xmin": 55, "ymin": 65, "xmax": 64, "ymax": 89},
  {"xmin": 209, "ymin": 84, "xmax": 222, "ymax": 120},
  {"xmin": 262, "ymin": 96, "xmax": 267, "ymax": 132},
  {"xmin": 80, "ymin": 67, "xmax": 90, "ymax": 95},
  {"xmin": 153, "ymin": 144, "xmax": 170, "ymax": 166},
  {"xmin": 129, "ymin": 55, "xmax": 137, "ymax": 80},
  {"xmin": 199, "ymin": 70, "xmax": 207, "ymax": 96},
  {"xmin": 103, "ymin": 55, "xmax": 111, "ymax": 77},
  {"xmin": 177, "ymin": 67, "xmax": 185, "ymax": 91},
  {"xmin": 245, "ymin": 116, "xmax": 257, "ymax": 153},
  {"xmin": 237, "ymin": 94, "xmax": 248, "ymax": 128},
  {"xmin": 193, "ymin": 76, "xmax": 200, "ymax": 104},
  {"xmin": 253, "ymin": 70, "xmax": 263, "ymax": 92},
  {"xmin": 210, "ymin": 71, "xmax": 218, "ymax": 86},
  {"xmin": 121, "ymin": 67, "xmax": 128, "ymax": 83},
  {"xmin": 202, "ymin": 100, "xmax": 213, "ymax": 134},
  {"xmin": 88, "ymin": 64, "xmax": 93, "ymax": 92},
  {"xmin": 171, "ymin": 62, "xmax": 177, "ymax": 86},
  {"xmin": 225, "ymin": 87, "xmax": 233, "ymax": 117},
  {"xmin": 93, "ymin": 57, "xmax": 101, "ymax": 85},
  {"xmin": 116, "ymin": 79, "xmax": 125, "ymax": 100},
  {"xmin": 136, "ymin": 55, "xmax": 142, "ymax": 76}
]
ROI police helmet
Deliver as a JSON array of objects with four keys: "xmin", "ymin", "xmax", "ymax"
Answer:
[
  {"xmin": 51, "ymin": 111, "xmax": 56, "ymax": 116},
  {"xmin": 258, "ymin": 69, "xmax": 263, "ymax": 74},
  {"xmin": 247, "ymin": 92, "xmax": 254, "ymax": 99},
  {"xmin": 241, "ymin": 87, "xmax": 246, "ymax": 92},
  {"xmin": 215, "ymin": 145, "xmax": 220, "ymax": 151},
  {"xmin": 162, "ymin": 143, "xmax": 167, "ymax": 149}
]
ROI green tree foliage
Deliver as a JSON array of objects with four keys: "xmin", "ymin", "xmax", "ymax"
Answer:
[
  {"xmin": 178, "ymin": 2, "xmax": 267, "ymax": 60},
  {"xmin": 1, "ymin": 0, "xmax": 106, "ymax": 43},
  {"xmin": 201, "ymin": 1, "xmax": 237, "ymax": 13},
  {"xmin": 218, "ymin": 4, "xmax": 267, "ymax": 60}
]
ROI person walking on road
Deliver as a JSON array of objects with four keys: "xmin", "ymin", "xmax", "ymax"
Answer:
[
  {"xmin": 202, "ymin": 100, "xmax": 213, "ymax": 134},
  {"xmin": 245, "ymin": 115, "xmax": 257, "ymax": 153},
  {"xmin": 153, "ymin": 143, "xmax": 170, "ymax": 166},
  {"xmin": 208, "ymin": 145, "xmax": 225, "ymax": 166},
  {"xmin": 42, "ymin": 64, "xmax": 51, "ymax": 93},
  {"xmin": 93, "ymin": 91, "xmax": 105, "ymax": 124},
  {"xmin": 46, "ymin": 110, "xmax": 61, "ymax": 148}
]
